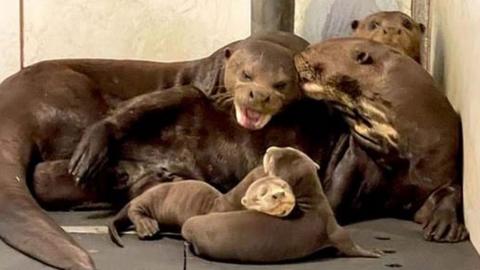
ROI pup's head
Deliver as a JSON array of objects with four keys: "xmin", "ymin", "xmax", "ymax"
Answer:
[{"xmin": 241, "ymin": 176, "xmax": 295, "ymax": 217}]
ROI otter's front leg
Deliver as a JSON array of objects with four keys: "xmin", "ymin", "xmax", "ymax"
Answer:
[
  {"xmin": 414, "ymin": 184, "xmax": 468, "ymax": 242},
  {"xmin": 69, "ymin": 86, "xmax": 204, "ymax": 183}
]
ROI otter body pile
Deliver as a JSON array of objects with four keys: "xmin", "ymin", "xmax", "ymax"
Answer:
[{"xmin": 182, "ymin": 147, "xmax": 381, "ymax": 262}]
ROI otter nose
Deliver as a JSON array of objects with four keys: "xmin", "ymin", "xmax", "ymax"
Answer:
[
  {"xmin": 383, "ymin": 27, "xmax": 401, "ymax": 35},
  {"xmin": 249, "ymin": 90, "xmax": 271, "ymax": 103},
  {"xmin": 272, "ymin": 191, "xmax": 285, "ymax": 200}
]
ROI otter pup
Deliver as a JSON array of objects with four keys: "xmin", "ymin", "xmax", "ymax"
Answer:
[
  {"xmin": 108, "ymin": 174, "xmax": 295, "ymax": 247},
  {"xmin": 182, "ymin": 147, "xmax": 381, "ymax": 263},
  {"xmin": 351, "ymin": 11, "xmax": 425, "ymax": 62},
  {"xmin": 296, "ymin": 38, "xmax": 466, "ymax": 242}
]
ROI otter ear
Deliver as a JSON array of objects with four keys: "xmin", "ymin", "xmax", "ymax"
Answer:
[
  {"xmin": 224, "ymin": 48, "xmax": 233, "ymax": 59},
  {"xmin": 351, "ymin": 20, "xmax": 359, "ymax": 30},
  {"xmin": 354, "ymin": 51, "xmax": 374, "ymax": 65},
  {"xmin": 418, "ymin": 23, "xmax": 426, "ymax": 33},
  {"xmin": 241, "ymin": 197, "xmax": 248, "ymax": 207}
]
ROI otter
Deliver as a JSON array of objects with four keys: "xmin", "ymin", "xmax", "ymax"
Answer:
[
  {"xmin": 351, "ymin": 11, "xmax": 425, "ymax": 62},
  {"xmin": 295, "ymin": 37, "xmax": 466, "ymax": 242},
  {"xmin": 182, "ymin": 147, "xmax": 381, "ymax": 262},
  {"xmin": 107, "ymin": 173, "xmax": 294, "ymax": 247},
  {"xmin": 0, "ymin": 32, "xmax": 310, "ymax": 269}
]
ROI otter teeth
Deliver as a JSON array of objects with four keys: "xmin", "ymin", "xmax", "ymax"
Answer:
[{"xmin": 234, "ymin": 104, "xmax": 272, "ymax": 130}]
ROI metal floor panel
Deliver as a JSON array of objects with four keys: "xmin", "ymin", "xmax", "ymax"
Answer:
[{"xmin": 0, "ymin": 212, "xmax": 478, "ymax": 270}]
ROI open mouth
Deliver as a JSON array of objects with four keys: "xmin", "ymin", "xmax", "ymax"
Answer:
[{"xmin": 234, "ymin": 103, "xmax": 272, "ymax": 130}]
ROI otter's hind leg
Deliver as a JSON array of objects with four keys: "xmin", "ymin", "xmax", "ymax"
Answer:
[
  {"xmin": 128, "ymin": 202, "xmax": 160, "ymax": 239},
  {"xmin": 32, "ymin": 160, "xmax": 110, "ymax": 210}
]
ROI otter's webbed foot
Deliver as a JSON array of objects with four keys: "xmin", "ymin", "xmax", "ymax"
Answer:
[
  {"xmin": 69, "ymin": 120, "xmax": 113, "ymax": 185},
  {"xmin": 415, "ymin": 186, "xmax": 468, "ymax": 243},
  {"xmin": 330, "ymin": 227, "xmax": 382, "ymax": 258},
  {"xmin": 134, "ymin": 217, "xmax": 160, "ymax": 239},
  {"xmin": 420, "ymin": 205, "xmax": 468, "ymax": 242}
]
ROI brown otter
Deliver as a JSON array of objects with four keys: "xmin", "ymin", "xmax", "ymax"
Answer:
[
  {"xmin": 107, "ymin": 173, "xmax": 294, "ymax": 247},
  {"xmin": 0, "ymin": 32, "xmax": 310, "ymax": 269},
  {"xmin": 295, "ymin": 37, "xmax": 466, "ymax": 242},
  {"xmin": 182, "ymin": 146, "xmax": 381, "ymax": 262},
  {"xmin": 351, "ymin": 11, "xmax": 425, "ymax": 62}
]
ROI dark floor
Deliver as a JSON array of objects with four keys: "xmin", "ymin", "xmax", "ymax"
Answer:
[{"xmin": 1, "ymin": 212, "xmax": 479, "ymax": 270}]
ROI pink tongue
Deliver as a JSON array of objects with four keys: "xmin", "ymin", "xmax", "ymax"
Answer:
[{"xmin": 245, "ymin": 109, "xmax": 261, "ymax": 121}]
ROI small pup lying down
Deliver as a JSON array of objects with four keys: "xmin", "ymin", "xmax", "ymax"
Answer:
[
  {"xmin": 181, "ymin": 147, "xmax": 381, "ymax": 262},
  {"xmin": 108, "ymin": 172, "xmax": 296, "ymax": 247}
]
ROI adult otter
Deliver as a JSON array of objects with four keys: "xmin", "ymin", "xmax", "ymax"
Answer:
[
  {"xmin": 0, "ymin": 32, "xmax": 309, "ymax": 269},
  {"xmin": 351, "ymin": 11, "xmax": 425, "ymax": 62},
  {"xmin": 295, "ymin": 37, "xmax": 466, "ymax": 242},
  {"xmin": 182, "ymin": 147, "xmax": 381, "ymax": 262},
  {"xmin": 108, "ymin": 174, "xmax": 294, "ymax": 247}
]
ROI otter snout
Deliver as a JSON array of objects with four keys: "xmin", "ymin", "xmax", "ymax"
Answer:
[
  {"xmin": 248, "ymin": 90, "xmax": 271, "ymax": 104},
  {"xmin": 272, "ymin": 191, "xmax": 285, "ymax": 200}
]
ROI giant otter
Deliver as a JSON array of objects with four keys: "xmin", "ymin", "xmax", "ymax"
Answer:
[
  {"xmin": 182, "ymin": 146, "xmax": 381, "ymax": 262},
  {"xmin": 0, "ymin": 32, "xmax": 311, "ymax": 269},
  {"xmin": 351, "ymin": 11, "xmax": 425, "ymax": 62},
  {"xmin": 295, "ymin": 37, "xmax": 466, "ymax": 242}
]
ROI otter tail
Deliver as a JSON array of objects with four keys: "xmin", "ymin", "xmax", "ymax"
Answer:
[
  {"xmin": 108, "ymin": 203, "xmax": 132, "ymax": 248},
  {"xmin": 0, "ymin": 122, "xmax": 95, "ymax": 269}
]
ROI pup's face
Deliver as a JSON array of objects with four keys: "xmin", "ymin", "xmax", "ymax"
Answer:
[
  {"xmin": 224, "ymin": 41, "xmax": 302, "ymax": 130},
  {"xmin": 241, "ymin": 176, "xmax": 295, "ymax": 217}
]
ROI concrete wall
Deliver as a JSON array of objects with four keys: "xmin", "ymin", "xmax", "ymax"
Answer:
[
  {"xmin": 0, "ymin": 1, "xmax": 20, "ymax": 81},
  {"xmin": 0, "ymin": 0, "xmax": 408, "ymax": 81},
  {"xmin": 430, "ymin": 0, "xmax": 480, "ymax": 253}
]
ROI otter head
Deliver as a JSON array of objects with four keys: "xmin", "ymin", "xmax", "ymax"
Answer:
[
  {"xmin": 351, "ymin": 11, "xmax": 425, "ymax": 62},
  {"xmin": 295, "ymin": 38, "xmax": 400, "ymax": 154},
  {"xmin": 223, "ymin": 40, "xmax": 302, "ymax": 130},
  {"xmin": 241, "ymin": 176, "xmax": 295, "ymax": 217},
  {"xmin": 262, "ymin": 146, "xmax": 323, "ymax": 211}
]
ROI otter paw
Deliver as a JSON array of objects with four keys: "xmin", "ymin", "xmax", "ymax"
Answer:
[
  {"xmin": 69, "ymin": 121, "xmax": 111, "ymax": 185},
  {"xmin": 136, "ymin": 218, "xmax": 160, "ymax": 239},
  {"xmin": 423, "ymin": 210, "xmax": 468, "ymax": 242}
]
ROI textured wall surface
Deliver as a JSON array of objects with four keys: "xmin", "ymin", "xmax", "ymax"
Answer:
[
  {"xmin": 0, "ymin": 1, "xmax": 20, "ymax": 81},
  {"xmin": 430, "ymin": 0, "xmax": 480, "ymax": 253},
  {"xmin": 0, "ymin": 0, "xmax": 411, "ymax": 81},
  {"xmin": 24, "ymin": 0, "xmax": 250, "ymax": 64}
]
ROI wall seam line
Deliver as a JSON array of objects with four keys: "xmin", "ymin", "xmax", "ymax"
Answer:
[{"xmin": 19, "ymin": 0, "xmax": 24, "ymax": 69}]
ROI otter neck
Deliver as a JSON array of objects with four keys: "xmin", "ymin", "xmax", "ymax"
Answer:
[{"xmin": 213, "ymin": 166, "xmax": 266, "ymax": 212}]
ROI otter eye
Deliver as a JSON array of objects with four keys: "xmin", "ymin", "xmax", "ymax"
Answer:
[
  {"xmin": 259, "ymin": 186, "xmax": 268, "ymax": 196},
  {"xmin": 242, "ymin": 71, "xmax": 252, "ymax": 81},
  {"xmin": 402, "ymin": 19, "xmax": 413, "ymax": 30},
  {"xmin": 368, "ymin": 21, "xmax": 379, "ymax": 30},
  {"xmin": 355, "ymin": 51, "xmax": 373, "ymax": 65},
  {"xmin": 273, "ymin": 82, "xmax": 287, "ymax": 91}
]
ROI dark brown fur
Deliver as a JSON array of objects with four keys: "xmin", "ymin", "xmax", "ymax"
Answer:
[
  {"xmin": 351, "ymin": 11, "xmax": 425, "ymax": 62},
  {"xmin": 296, "ymin": 37, "xmax": 466, "ymax": 242},
  {"xmin": 0, "ymin": 32, "xmax": 311, "ymax": 269}
]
